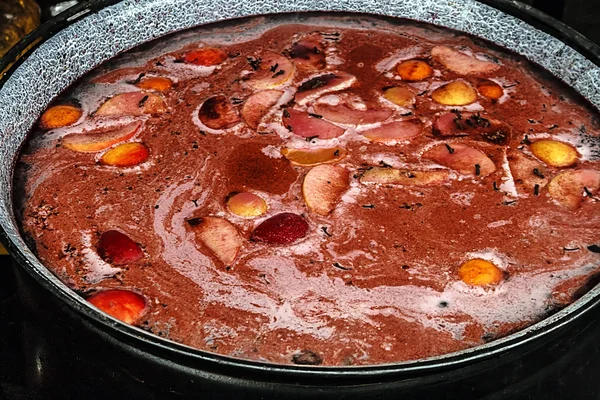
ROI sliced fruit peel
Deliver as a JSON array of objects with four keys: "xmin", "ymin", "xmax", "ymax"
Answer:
[
  {"xmin": 423, "ymin": 143, "xmax": 496, "ymax": 177},
  {"xmin": 302, "ymin": 164, "xmax": 350, "ymax": 216},
  {"xmin": 246, "ymin": 51, "xmax": 295, "ymax": 90},
  {"xmin": 187, "ymin": 216, "xmax": 244, "ymax": 266},
  {"xmin": 459, "ymin": 259, "xmax": 503, "ymax": 286},
  {"xmin": 359, "ymin": 167, "xmax": 450, "ymax": 186},
  {"xmin": 294, "ymin": 72, "xmax": 356, "ymax": 105},
  {"xmin": 95, "ymin": 92, "xmax": 167, "ymax": 117},
  {"xmin": 241, "ymin": 90, "xmax": 283, "ymax": 130},
  {"xmin": 288, "ymin": 34, "xmax": 326, "ymax": 71},
  {"xmin": 431, "ymin": 45, "xmax": 500, "ymax": 75},
  {"xmin": 62, "ymin": 121, "xmax": 142, "ymax": 153},
  {"xmin": 548, "ymin": 169, "xmax": 600, "ymax": 210},
  {"xmin": 282, "ymin": 109, "xmax": 345, "ymax": 139},
  {"xmin": 312, "ymin": 102, "xmax": 393, "ymax": 126},
  {"xmin": 361, "ymin": 119, "xmax": 423, "ymax": 143},
  {"xmin": 251, "ymin": 213, "xmax": 309, "ymax": 245},
  {"xmin": 507, "ymin": 150, "xmax": 549, "ymax": 194},
  {"xmin": 87, "ymin": 289, "xmax": 147, "ymax": 324},
  {"xmin": 97, "ymin": 230, "xmax": 144, "ymax": 266},
  {"xmin": 281, "ymin": 147, "xmax": 347, "ymax": 166},
  {"xmin": 40, "ymin": 105, "xmax": 83, "ymax": 130},
  {"xmin": 530, "ymin": 139, "xmax": 579, "ymax": 168},
  {"xmin": 199, "ymin": 95, "xmax": 241, "ymax": 130}
]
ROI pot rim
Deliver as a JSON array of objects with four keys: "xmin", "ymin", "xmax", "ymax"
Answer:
[{"xmin": 2, "ymin": 0, "xmax": 600, "ymax": 379}]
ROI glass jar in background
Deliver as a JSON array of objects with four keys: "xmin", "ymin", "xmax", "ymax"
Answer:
[{"xmin": 0, "ymin": 0, "xmax": 41, "ymax": 58}]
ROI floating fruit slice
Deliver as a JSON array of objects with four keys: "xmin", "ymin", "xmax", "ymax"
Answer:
[
  {"xmin": 62, "ymin": 121, "xmax": 142, "ymax": 153},
  {"xmin": 476, "ymin": 79, "xmax": 503, "ymax": 100},
  {"xmin": 459, "ymin": 259, "xmax": 503, "ymax": 286},
  {"xmin": 101, "ymin": 142, "xmax": 149, "ymax": 167},
  {"xmin": 183, "ymin": 47, "xmax": 228, "ymax": 66},
  {"xmin": 423, "ymin": 143, "xmax": 496, "ymax": 177},
  {"xmin": 295, "ymin": 72, "xmax": 356, "ymax": 105},
  {"xmin": 95, "ymin": 92, "xmax": 167, "ymax": 117},
  {"xmin": 312, "ymin": 102, "xmax": 392, "ymax": 126},
  {"xmin": 548, "ymin": 169, "xmax": 600, "ymax": 210},
  {"xmin": 507, "ymin": 150, "xmax": 548, "ymax": 195},
  {"xmin": 281, "ymin": 147, "xmax": 347, "ymax": 166},
  {"xmin": 227, "ymin": 192, "xmax": 268, "ymax": 218},
  {"xmin": 530, "ymin": 139, "xmax": 579, "ymax": 168},
  {"xmin": 198, "ymin": 95, "xmax": 241, "ymax": 130},
  {"xmin": 431, "ymin": 81, "xmax": 478, "ymax": 106},
  {"xmin": 433, "ymin": 112, "xmax": 511, "ymax": 145},
  {"xmin": 241, "ymin": 90, "xmax": 283, "ymax": 130},
  {"xmin": 40, "ymin": 105, "xmax": 82, "ymax": 130},
  {"xmin": 187, "ymin": 216, "xmax": 243, "ymax": 265},
  {"xmin": 431, "ymin": 46, "xmax": 500, "ymax": 75},
  {"xmin": 251, "ymin": 213, "xmax": 309, "ymax": 245},
  {"xmin": 383, "ymin": 86, "xmax": 415, "ymax": 107},
  {"xmin": 97, "ymin": 230, "xmax": 144, "ymax": 265},
  {"xmin": 247, "ymin": 51, "xmax": 295, "ymax": 90},
  {"xmin": 282, "ymin": 109, "xmax": 345, "ymax": 139},
  {"xmin": 135, "ymin": 76, "xmax": 173, "ymax": 92},
  {"xmin": 359, "ymin": 167, "xmax": 450, "ymax": 186},
  {"xmin": 361, "ymin": 119, "xmax": 423, "ymax": 143},
  {"xmin": 396, "ymin": 59, "xmax": 433, "ymax": 81},
  {"xmin": 288, "ymin": 34, "xmax": 326, "ymax": 71},
  {"xmin": 302, "ymin": 165, "xmax": 349, "ymax": 216},
  {"xmin": 88, "ymin": 290, "xmax": 147, "ymax": 324}
]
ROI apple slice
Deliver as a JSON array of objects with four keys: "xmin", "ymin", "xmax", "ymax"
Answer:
[
  {"xmin": 295, "ymin": 72, "xmax": 356, "ymax": 105},
  {"xmin": 312, "ymin": 102, "xmax": 392, "ymax": 126},
  {"xmin": 199, "ymin": 95, "xmax": 241, "ymax": 130},
  {"xmin": 241, "ymin": 90, "xmax": 283, "ymax": 130},
  {"xmin": 476, "ymin": 79, "xmax": 504, "ymax": 100},
  {"xmin": 459, "ymin": 259, "xmax": 503, "ymax": 286},
  {"xmin": 396, "ymin": 59, "xmax": 433, "ymax": 81},
  {"xmin": 95, "ymin": 92, "xmax": 167, "ymax": 117},
  {"xmin": 548, "ymin": 169, "xmax": 600, "ymax": 210},
  {"xmin": 282, "ymin": 109, "xmax": 345, "ymax": 139},
  {"xmin": 187, "ymin": 216, "xmax": 243, "ymax": 266},
  {"xmin": 361, "ymin": 119, "xmax": 423, "ymax": 143},
  {"xmin": 383, "ymin": 86, "xmax": 415, "ymax": 107},
  {"xmin": 101, "ymin": 142, "xmax": 149, "ymax": 167},
  {"xmin": 431, "ymin": 81, "xmax": 478, "ymax": 106},
  {"xmin": 431, "ymin": 46, "xmax": 500, "ymax": 75},
  {"xmin": 227, "ymin": 192, "xmax": 268, "ymax": 218},
  {"xmin": 246, "ymin": 52, "xmax": 295, "ymax": 90},
  {"xmin": 251, "ymin": 213, "xmax": 309, "ymax": 245},
  {"xmin": 183, "ymin": 47, "xmax": 228, "ymax": 66},
  {"xmin": 302, "ymin": 165, "xmax": 349, "ymax": 216},
  {"xmin": 423, "ymin": 143, "xmax": 496, "ymax": 177},
  {"xmin": 135, "ymin": 76, "xmax": 173, "ymax": 92},
  {"xmin": 433, "ymin": 112, "xmax": 510, "ymax": 145},
  {"xmin": 62, "ymin": 121, "xmax": 142, "ymax": 153},
  {"xmin": 87, "ymin": 290, "xmax": 147, "ymax": 324},
  {"xmin": 288, "ymin": 33, "xmax": 326, "ymax": 71},
  {"xmin": 40, "ymin": 105, "xmax": 82, "ymax": 130},
  {"xmin": 97, "ymin": 230, "xmax": 144, "ymax": 265},
  {"xmin": 281, "ymin": 147, "xmax": 347, "ymax": 166},
  {"xmin": 359, "ymin": 167, "xmax": 450, "ymax": 186},
  {"xmin": 507, "ymin": 150, "xmax": 548, "ymax": 195},
  {"xmin": 530, "ymin": 139, "xmax": 579, "ymax": 168}
]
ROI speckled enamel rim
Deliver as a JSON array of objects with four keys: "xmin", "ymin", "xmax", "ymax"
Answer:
[{"xmin": 1, "ymin": 0, "xmax": 600, "ymax": 377}]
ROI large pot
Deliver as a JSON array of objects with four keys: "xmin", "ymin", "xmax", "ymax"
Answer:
[{"xmin": 1, "ymin": 0, "xmax": 600, "ymax": 398}]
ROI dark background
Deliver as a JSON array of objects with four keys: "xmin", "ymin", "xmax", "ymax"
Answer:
[{"xmin": 2, "ymin": 0, "xmax": 600, "ymax": 399}]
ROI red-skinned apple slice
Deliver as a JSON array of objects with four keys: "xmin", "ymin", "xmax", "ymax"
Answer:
[
  {"xmin": 302, "ymin": 165, "xmax": 349, "ymax": 216},
  {"xmin": 433, "ymin": 112, "xmax": 511, "ymax": 145},
  {"xmin": 288, "ymin": 33, "xmax": 326, "ymax": 71},
  {"xmin": 95, "ymin": 92, "xmax": 166, "ymax": 117},
  {"xmin": 97, "ymin": 230, "xmax": 144, "ymax": 265},
  {"xmin": 186, "ymin": 216, "xmax": 243, "ymax": 266},
  {"xmin": 507, "ymin": 150, "xmax": 548, "ymax": 195},
  {"xmin": 87, "ymin": 290, "xmax": 147, "ymax": 324},
  {"xmin": 312, "ymin": 102, "xmax": 392, "ymax": 126},
  {"xmin": 361, "ymin": 119, "xmax": 423, "ymax": 143},
  {"xmin": 247, "ymin": 52, "xmax": 295, "ymax": 90},
  {"xmin": 359, "ymin": 167, "xmax": 450, "ymax": 186},
  {"xmin": 199, "ymin": 95, "xmax": 241, "ymax": 130},
  {"xmin": 62, "ymin": 121, "xmax": 142, "ymax": 153},
  {"xmin": 241, "ymin": 90, "xmax": 283, "ymax": 130},
  {"xmin": 431, "ymin": 46, "xmax": 500, "ymax": 75},
  {"xmin": 423, "ymin": 143, "xmax": 496, "ymax": 177},
  {"xmin": 282, "ymin": 109, "xmax": 345, "ymax": 139},
  {"xmin": 251, "ymin": 213, "xmax": 309, "ymax": 245},
  {"xmin": 548, "ymin": 169, "xmax": 600, "ymax": 210},
  {"xmin": 295, "ymin": 72, "xmax": 356, "ymax": 105}
]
